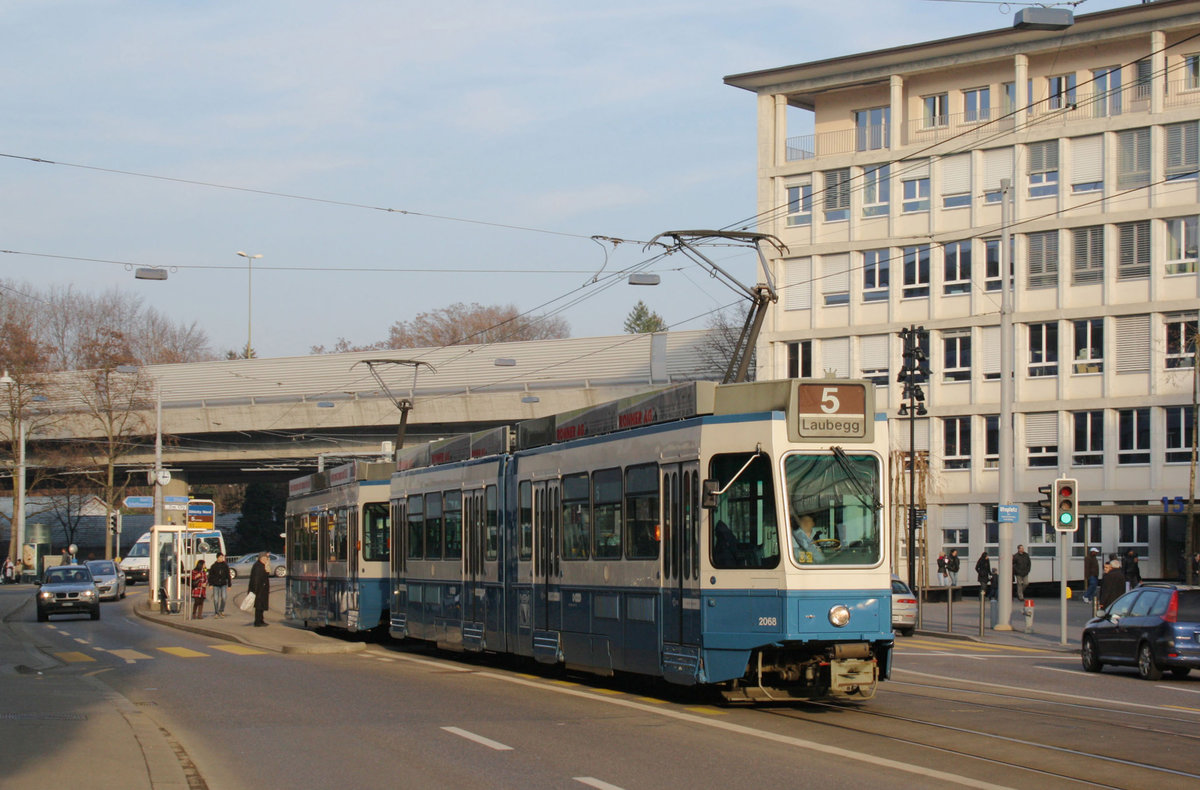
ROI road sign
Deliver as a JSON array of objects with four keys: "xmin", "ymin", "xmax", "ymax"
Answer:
[
  {"xmin": 164, "ymin": 495, "xmax": 189, "ymax": 504},
  {"xmin": 187, "ymin": 499, "xmax": 215, "ymax": 530},
  {"xmin": 998, "ymin": 504, "xmax": 1020, "ymax": 523},
  {"xmin": 122, "ymin": 495, "xmax": 154, "ymax": 509}
]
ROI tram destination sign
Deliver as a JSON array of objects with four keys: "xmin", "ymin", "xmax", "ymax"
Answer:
[{"xmin": 794, "ymin": 382, "xmax": 871, "ymax": 441}]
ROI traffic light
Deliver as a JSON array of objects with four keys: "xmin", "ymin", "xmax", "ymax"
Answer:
[
  {"xmin": 1054, "ymin": 478, "xmax": 1078, "ymax": 531},
  {"xmin": 109, "ymin": 512, "xmax": 118, "ymax": 534},
  {"xmin": 1036, "ymin": 483, "xmax": 1053, "ymax": 526}
]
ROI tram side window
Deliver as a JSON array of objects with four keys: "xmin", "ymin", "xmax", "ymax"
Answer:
[
  {"xmin": 330, "ymin": 508, "xmax": 349, "ymax": 562},
  {"xmin": 301, "ymin": 514, "xmax": 319, "ymax": 562},
  {"xmin": 407, "ymin": 495, "xmax": 424, "ymax": 560},
  {"xmin": 485, "ymin": 485, "xmax": 499, "ymax": 561},
  {"xmin": 443, "ymin": 491, "xmax": 462, "ymax": 559},
  {"xmin": 708, "ymin": 453, "xmax": 780, "ymax": 570},
  {"xmin": 518, "ymin": 481, "xmax": 533, "ymax": 560},
  {"xmin": 593, "ymin": 468, "xmax": 622, "ymax": 559},
  {"xmin": 425, "ymin": 492, "xmax": 443, "ymax": 560},
  {"xmin": 362, "ymin": 502, "xmax": 390, "ymax": 562},
  {"xmin": 625, "ymin": 463, "xmax": 660, "ymax": 559},
  {"xmin": 562, "ymin": 473, "xmax": 590, "ymax": 560}
]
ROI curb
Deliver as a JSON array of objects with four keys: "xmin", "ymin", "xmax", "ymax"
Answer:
[{"xmin": 131, "ymin": 604, "xmax": 366, "ymax": 655}]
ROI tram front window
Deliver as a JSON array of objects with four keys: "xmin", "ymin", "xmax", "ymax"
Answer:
[
  {"xmin": 784, "ymin": 453, "xmax": 882, "ymax": 566},
  {"xmin": 708, "ymin": 453, "xmax": 780, "ymax": 570}
]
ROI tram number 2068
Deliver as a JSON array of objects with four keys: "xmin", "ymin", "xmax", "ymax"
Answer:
[{"xmin": 757, "ymin": 616, "xmax": 778, "ymax": 627}]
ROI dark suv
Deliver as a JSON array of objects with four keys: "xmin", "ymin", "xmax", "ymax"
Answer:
[{"xmin": 1081, "ymin": 583, "xmax": 1200, "ymax": 680}]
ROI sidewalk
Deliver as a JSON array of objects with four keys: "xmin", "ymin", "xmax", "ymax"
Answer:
[
  {"xmin": 911, "ymin": 588, "xmax": 1095, "ymax": 651},
  {"xmin": 131, "ymin": 579, "xmax": 366, "ymax": 655}
]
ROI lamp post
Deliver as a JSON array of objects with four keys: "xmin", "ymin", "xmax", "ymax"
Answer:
[
  {"xmin": 236, "ymin": 251, "xmax": 263, "ymax": 358},
  {"xmin": 0, "ymin": 370, "xmax": 27, "ymax": 567},
  {"xmin": 898, "ymin": 327, "xmax": 929, "ymax": 593}
]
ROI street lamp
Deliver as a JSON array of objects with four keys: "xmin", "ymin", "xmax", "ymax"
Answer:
[
  {"xmin": 236, "ymin": 251, "xmax": 263, "ymax": 358},
  {"xmin": 0, "ymin": 370, "xmax": 26, "ymax": 567},
  {"xmin": 897, "ymin": 326, "xmax": 930, "ymax": 594}
]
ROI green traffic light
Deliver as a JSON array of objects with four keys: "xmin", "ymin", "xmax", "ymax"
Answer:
[{"xmin": 1059, "ymin": 512, "xmax": 1073, "ymax": 525}]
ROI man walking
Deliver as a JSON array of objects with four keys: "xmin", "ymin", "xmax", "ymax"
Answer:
[
  {"xmin": 247, "ymin": 551, "xmax": 271, "ymax": 627},
  {"xmin": 1083, "ymin": 548, "xmax": 1100, "ymax": 603},
  {"xmin": 1013, "ymin": 544, "xmax": 1032, "ymax": 599},
  {"xmin": 208, "ymin": 553, "xmax": 231, "ymax": 617}
]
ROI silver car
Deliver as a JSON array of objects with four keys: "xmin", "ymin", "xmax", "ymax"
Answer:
[
  {"xmin": 228, "ymin": 552, "xmax": 287, "ymax": 580},
  {"xmin": 85, "ymin": 559, "xmax": 127, "ymax": 601},
  {"xmin": 36, "ymin": 566, "xmax": 100, "ymax": 621},
  {"xmin": 891, "ymin": 575, "xmax": 918, "ymax": 636}
]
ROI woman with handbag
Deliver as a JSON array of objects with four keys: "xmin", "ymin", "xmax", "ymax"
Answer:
[{"xmin": 190, "ymin": 559, "xmax": 208, "ymax": 619}]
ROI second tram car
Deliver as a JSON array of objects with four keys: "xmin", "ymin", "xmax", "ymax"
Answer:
[{"xmin": 379, "ymin": 379, "xmax": 893, "ymax": 701}]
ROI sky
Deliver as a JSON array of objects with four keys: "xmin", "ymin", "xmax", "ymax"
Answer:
[{"xmin": 1, "ymin": 0, "xmax": 1137, "ymax": 359}]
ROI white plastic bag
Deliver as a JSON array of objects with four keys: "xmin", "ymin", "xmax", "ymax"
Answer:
[{"xmin": 239, "ymin": 591, "xmax": 256, "ymax": 612}]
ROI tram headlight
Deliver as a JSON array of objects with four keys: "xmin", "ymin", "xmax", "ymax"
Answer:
[{"xmin": 828, "ymin": 604, "xmax": 851, "ymax": 627}]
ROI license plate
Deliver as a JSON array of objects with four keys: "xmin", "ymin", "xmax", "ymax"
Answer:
[{"xmin": 61, "ymin": 602, "xmax": 74, "ymax": 607}]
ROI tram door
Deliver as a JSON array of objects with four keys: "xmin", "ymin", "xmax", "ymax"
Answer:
[
  {"xmin": 661, "ymin": 462, "xmax": 701, "ymax": 646},
  {"xmin": 532, "ymin": 480, "xmax": 561, "ymax": 632},
  {"xmin": 463, "ymin": 487, "xmax": 484, "ymax": 624},
  {"xmin": 317, "ymin": 509, "xmax": 331, "ymax": 623}
]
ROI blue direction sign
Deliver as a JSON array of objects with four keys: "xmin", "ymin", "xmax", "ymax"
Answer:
[
  {"xmin": 123, "ymin": 495, "xmax": 153, "ymax": 509},
  {"xmin": 164, "ymin": 496, "xmax": 189, "ymax": 504},
  {"xmin": 998, "ymin": 504, "xmax": 1020, "ymax": 523}
]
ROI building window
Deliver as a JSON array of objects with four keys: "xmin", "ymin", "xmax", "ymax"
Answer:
[
  {"xmin": 1117, "ymin": 220, "xmax": 1151, "ymax": 280},
  {"xmin": 1187, "ymin": 54, "xmax": 1200, "ymax": 91},
  {"xmin": 923, "ymin": 93, "xmax": 948, "ymax": 128},
  {"xmin": 859, "ymin": 335, "xmax": 890, "ymax": 388},
  {"xmin": 1048, "ymin": 74, "xmax": 1076, "ymax": 109},
  {"xmin": 943, "ymin": 417, "xmax": 971, "ymax": 469},
  {"xmin": 1117, "ymin": 128, "xmax": 1150, "ymax": 189},
  {"xmin": 862, "ymin": 164, "xmax": 890, "ymax": 217},
  {"xmin": 941, "ymin": 240, "xmax": 971, "ymax": 295},
  {"xmin": 1092, "ymin": 66, "xmax": 1122, "ymax": 117},
  {"xmin": 984, "ymin": 415, "xmax": 999, "ymax": 469},
  {"xmin": 1166, "ymin": 216, "xmax": 1198, "ymax": 274},
  {"xmin": 1072, "ymin": 318, "xmax": 1104, "ymax": 374},
  {"xmin": 822, "ymin": 255, "xmax": 850, "ymax": 306},
  {"xmin": 1027, "ymin": 140, "xmax": 1059, "ymax": 198},
  {"xmin": 1026, "ymin": 230, "xmax": 1059, "ymax": 289},
  {"xmin": 1166, "ymin": 405, "xmax": 1196, "ymax": 463},
  {"xmin": 943, "ymin": 331, "xmax": 971, "ymax": 382},
  {"xmin": 1134, "ymin": 58, "xmax": 1153, "ymax": 102},
  {"xmin": 1118, "ymin": 515, "xmax": 1149, "ymax": 551},
  {"xmin": 823, "ymin": 169, "xmax": 851, "ymax": 222},
  {"xmin": 1073, "ymin": 410, "xmax": 1104, "ymax": 466},
  {"xmin": 963, "ymin": 87, "xmax": 990, "ymax": 122},
  {"xmin": 862, "ymin": 249, "xmax": 890, "ymax": 302},
  {"xmin": 1165, "ymin": 313, "xmax": 1199, "ymax": 369},
  {"xmin": 1118, "ymin": 408, "xmax": 1150, "ymax": 465},
  {"xmin": 1072, "ymin": 226, "xmax": 1104, "ymax": 285},
  {"xmin": 1028, "ymin": 444, "xmax": 1058, "ymax": 468},
  {"xmin": 901, "ymin": 177, "xmax": 930, "ymax": 212},
  {"xmin": 786, "ymin": 182, "xmax": 812, "ymax": 226},
  {"xmin": 1029, "ymin": 322, "xmax": 1058, "ymax": 377},
  {"xmin": 902, "ymin": 245, "xmax": 930, "ymax": 298},
  {"xmin": 787, "ymin": 340, "xmax": 812, "ymax": 378},
  {"xmin": 855, "ymin": 106, "xmax": 889, "ymax": 151},
  {"xmin": 1165, "ymin": 121, "xmax": 1199, "ymax": 181},
  {"xmin": 984, "ymin": 238, "xmax": 1002, "ymax": 291},
  {"xmin": 943, "ymin": 527, "xmax": 969, "ymax": 546}
]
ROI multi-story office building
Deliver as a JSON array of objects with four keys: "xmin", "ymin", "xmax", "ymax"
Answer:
[{"xmin": 725, "ymin": 1, "xmax": 1200, "ymax": 584}]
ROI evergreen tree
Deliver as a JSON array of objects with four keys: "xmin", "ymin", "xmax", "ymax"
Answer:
[{"xmin": 623, "ymin": 300, "xmax": 667, "ymax": 334}]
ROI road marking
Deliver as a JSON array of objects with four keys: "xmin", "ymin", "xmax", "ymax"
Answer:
[
  {"xmin": 685, "ymin": 706, "xmax": 727, "ymax": 716},
  {"xmin": 54, "ymin": 651, "xmax": 95, "ymax": 663},
  {"xmin": 209, "ymin": 645, "xmax": 267, "ymax": 655},
  {"xmin": 157, "ymin": 647, "xmax": 208, "ymax": 658},
  {"xmin": 574, "ymin": 778, "xmax": 625, "ymax": 790},
  {"xmin": 1041, "ymin": 666, "xmax": 1099, "ymax": 678},
  {"xmin": 73, "ymin": 638, "xmax": 90, "ymax": 645},
  {"xmin": 441, "ymin": 726, "xmax": 514, "ymax": 751},
  {"xmin": 110, "ymin": 649, "xmax": 154, "ymax": 662}
]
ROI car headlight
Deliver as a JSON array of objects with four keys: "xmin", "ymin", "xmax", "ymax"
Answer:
[
  {"xmin": 38, "ymin": 591, "xmax": 53, "ymax": 601},
  {"xmin": 828, "ymin": 604, "xmax": 851, "ymax": 627},
  {"xmin": 80, "ymin": 590, "xmax": 96, "ymax": 599}
]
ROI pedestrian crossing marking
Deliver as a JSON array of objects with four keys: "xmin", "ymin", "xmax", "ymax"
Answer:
[
  {"xmin": 54, "ymin": 651, "xmax": 95, "ymax": 663},
  {"xmin": 157, "ymin": 647, "xmax": 208, "ymax": 658},
  {"xmin": 110, "ymin": 649, "xmax": 154, "ymax": 661},
  {"xmin": 209, "ymin": 645, "xmax": 267, "ymax": 655}
]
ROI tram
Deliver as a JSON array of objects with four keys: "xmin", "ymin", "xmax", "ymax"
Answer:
[
  {"xmin": 384, "ymin": 378, "xmax": 893, "ymax": 701},
  {"xmin": 285, "ymin": 461, "xmax": 391, "ymax": 633}
]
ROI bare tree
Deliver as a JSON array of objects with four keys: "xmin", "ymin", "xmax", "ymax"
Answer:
[
  {"xmin": 385, "ymin": 303, "xmax": 570, "ymax": 348},
  {"xmin": 697, "ymin": 306, "xmax": 757, "ymax": 381}
]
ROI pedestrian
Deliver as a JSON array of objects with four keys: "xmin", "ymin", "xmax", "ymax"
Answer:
[
  {"xmin": 975, "ymin": 551, "xmax": 992, "ymax": 599},
  {"xmin": 190, "ymin": 559, "xmax": 208, "ymax": 619},
  {"xmin": 208, "ymin": 552, "xmax": 231, "ymax": 617},
  {"xmin": 248, "ymin": 551, "xmax": 271, "ymax": 627},
  {"xmin": 947, "ymin": 549, "xmax": 961, "ymax": 597},
  {"xmin": 936, "ymin": 553, "xmax": 948, "ymax": 586},
  {"xmin": 1098, "ymin": 558, "xmax": 1126, "ymax": 609},
  {"xmin": 1122, "ymin": 549, "xmax": 1142, "ymax": 591},
  {"xmin": 1013, "ymin": 544, "xmax": 1032, "ymax": 599},
  {"xmin": 2, "ymin": 555, "xmax": 13, "ymax": 584},
  {"xmin": 1083, "ymin": 548, "xmax": 1100, "ymax": 603}
]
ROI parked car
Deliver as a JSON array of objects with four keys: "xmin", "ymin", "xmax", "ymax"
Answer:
[
  {"xmin": 892, "ymin": 575, "xmax": 917, "ymax": 636},
  {"xmin": 36, "ymin": 565, "xmax": 100, "ymax": 622},
  {"xmin": 228, "ymin": 552, "xmax": 287, "ymax": 580},
  {"xmin": 84, "ymin": 559, "xmax": 127, "ymax": 601},
  {"xmin": 1081, "ymin": 583, "xmax": 1200, "ymax": 680}
]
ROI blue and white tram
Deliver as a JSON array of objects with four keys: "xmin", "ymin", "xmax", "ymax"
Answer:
[
  {"xmin": 285, "ymin": 461, "xmax": 392, "ymax": 633},
  {"xmin": 388, "ymin": 379, "xmax": 893, "ymax": 700}
]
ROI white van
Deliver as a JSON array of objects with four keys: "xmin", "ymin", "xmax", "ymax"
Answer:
[{"xmin": 120, "ymin": 529, "xmax": 226, "ymax": 584}]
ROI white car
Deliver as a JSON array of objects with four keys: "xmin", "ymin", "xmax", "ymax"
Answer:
[
  {"xmin": 891, "ymin": 576, "xmax": 917, "ymax": 636},
  {"xmin": 228, "ymin": 552, "xmax": 287, "ymax": 580}
]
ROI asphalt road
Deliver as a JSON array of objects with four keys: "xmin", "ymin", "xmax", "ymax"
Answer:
[{"xmin": 3, "ymin": 585, "xmax": 1199, "ymax": 789}]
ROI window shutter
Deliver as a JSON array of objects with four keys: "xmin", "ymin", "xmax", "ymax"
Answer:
[
  {"xmin": 1118, "ymin": 221, "xmax": 1151, "ymax": 279},
  {"xmin": 941, "ymin": 154, "xmax": 970, "ymax": 195},
  {"xmin": 860, "ymin": 335, "xmax": 889, "ymax": 371},
  {"xmin": 902, "ymin": 159, "xmax": 930, "ymax": 179},
  {"xmin": 1118, "ymin": 128, "xmax": 1151, "ymax": 188},
  {"xmin": 1025, "ymin": 412, "xmax": 1058, "ymax": 446},
  {"xmin": 898, "ymin": 420, "xmax": 931, "ymax": 452},
  {"xmin": 821, "ymin": 254, "xmax": 850, "ymax": 296},
  {"xmin": 1114, "ymin": 314, "xmax": 1150, "ymax": 373},
  {"xmin": 1027, "ymin": 140, "xmax": 1058, "ymax": 173},
  {"xmin": 821, "ymin": 337, "xmax": 850, "ymax": 377},
  {"xmin": 983, "ymin": 148, "xmax": 1014, "ymax": 191},
  {"xmin": 981, "ymin": 326, "xmax": 1000, "ymax": 376},
  {"xmin": 1072, "ymin": 226, "xmax": 1104, "ymax": 284},
  {"xmin": 1165, "ymin": 122, "xmax": 1199, "ymax": 180},
  {"xmin": 824, "ymin": 169, "xmax": 851, "ymax": 210},
  {"xmin": 943, "ymin": 505, "xmax": 969, "ymax": 530},
  {"xmin": 1027, "ymin": 231, "xmax": 1059, "ymax": 288},
  {"xmin": 784, "ymin": 257, "xmax": 811, "ymax": 310},
  {"xmin": 1071, "ymin": 136, "xmax": 1103, "ymax": 184}
]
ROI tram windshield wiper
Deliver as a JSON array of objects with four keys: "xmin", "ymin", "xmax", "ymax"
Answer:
[{"xmin": 831, "ymin": 446, "xmax": 882, "ymax": 512}]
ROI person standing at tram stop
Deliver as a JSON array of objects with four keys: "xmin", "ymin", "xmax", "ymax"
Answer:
[
  {"xmin": 946, "ymin": 549, "xmax": 961, "ymax": 599},
  {"xmin": 248, "ymin": 551, "xmax": 271, "ymax": 627},
  {"xmin": 1013, "ymin": 544, "xmax": 1032, "ymax": 600},
  {"xmin": 975, "ymin": 551, "xmax": 993, "ymax": 599},
  {"xmin": 1083, "ymin": 548, "xmax": 1101, "ymax": 603},
  {"xmin": 1098, "ymin": 558, "xmax": 1126, "ymax": 609},
  {"xmin": 1122, "ymin": 549, "xmax": 1142, "ymax": 592},
  {"xmin": 207, "ymin": 553, "xmax": 231, "ymax": 618},
  {"xmin": 936, "ymin": 553, "xmax": 948, "ymax": 586},
  {"xmin": 190, "ymin": 559, "xmax": 208, "ymax": 619}
]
